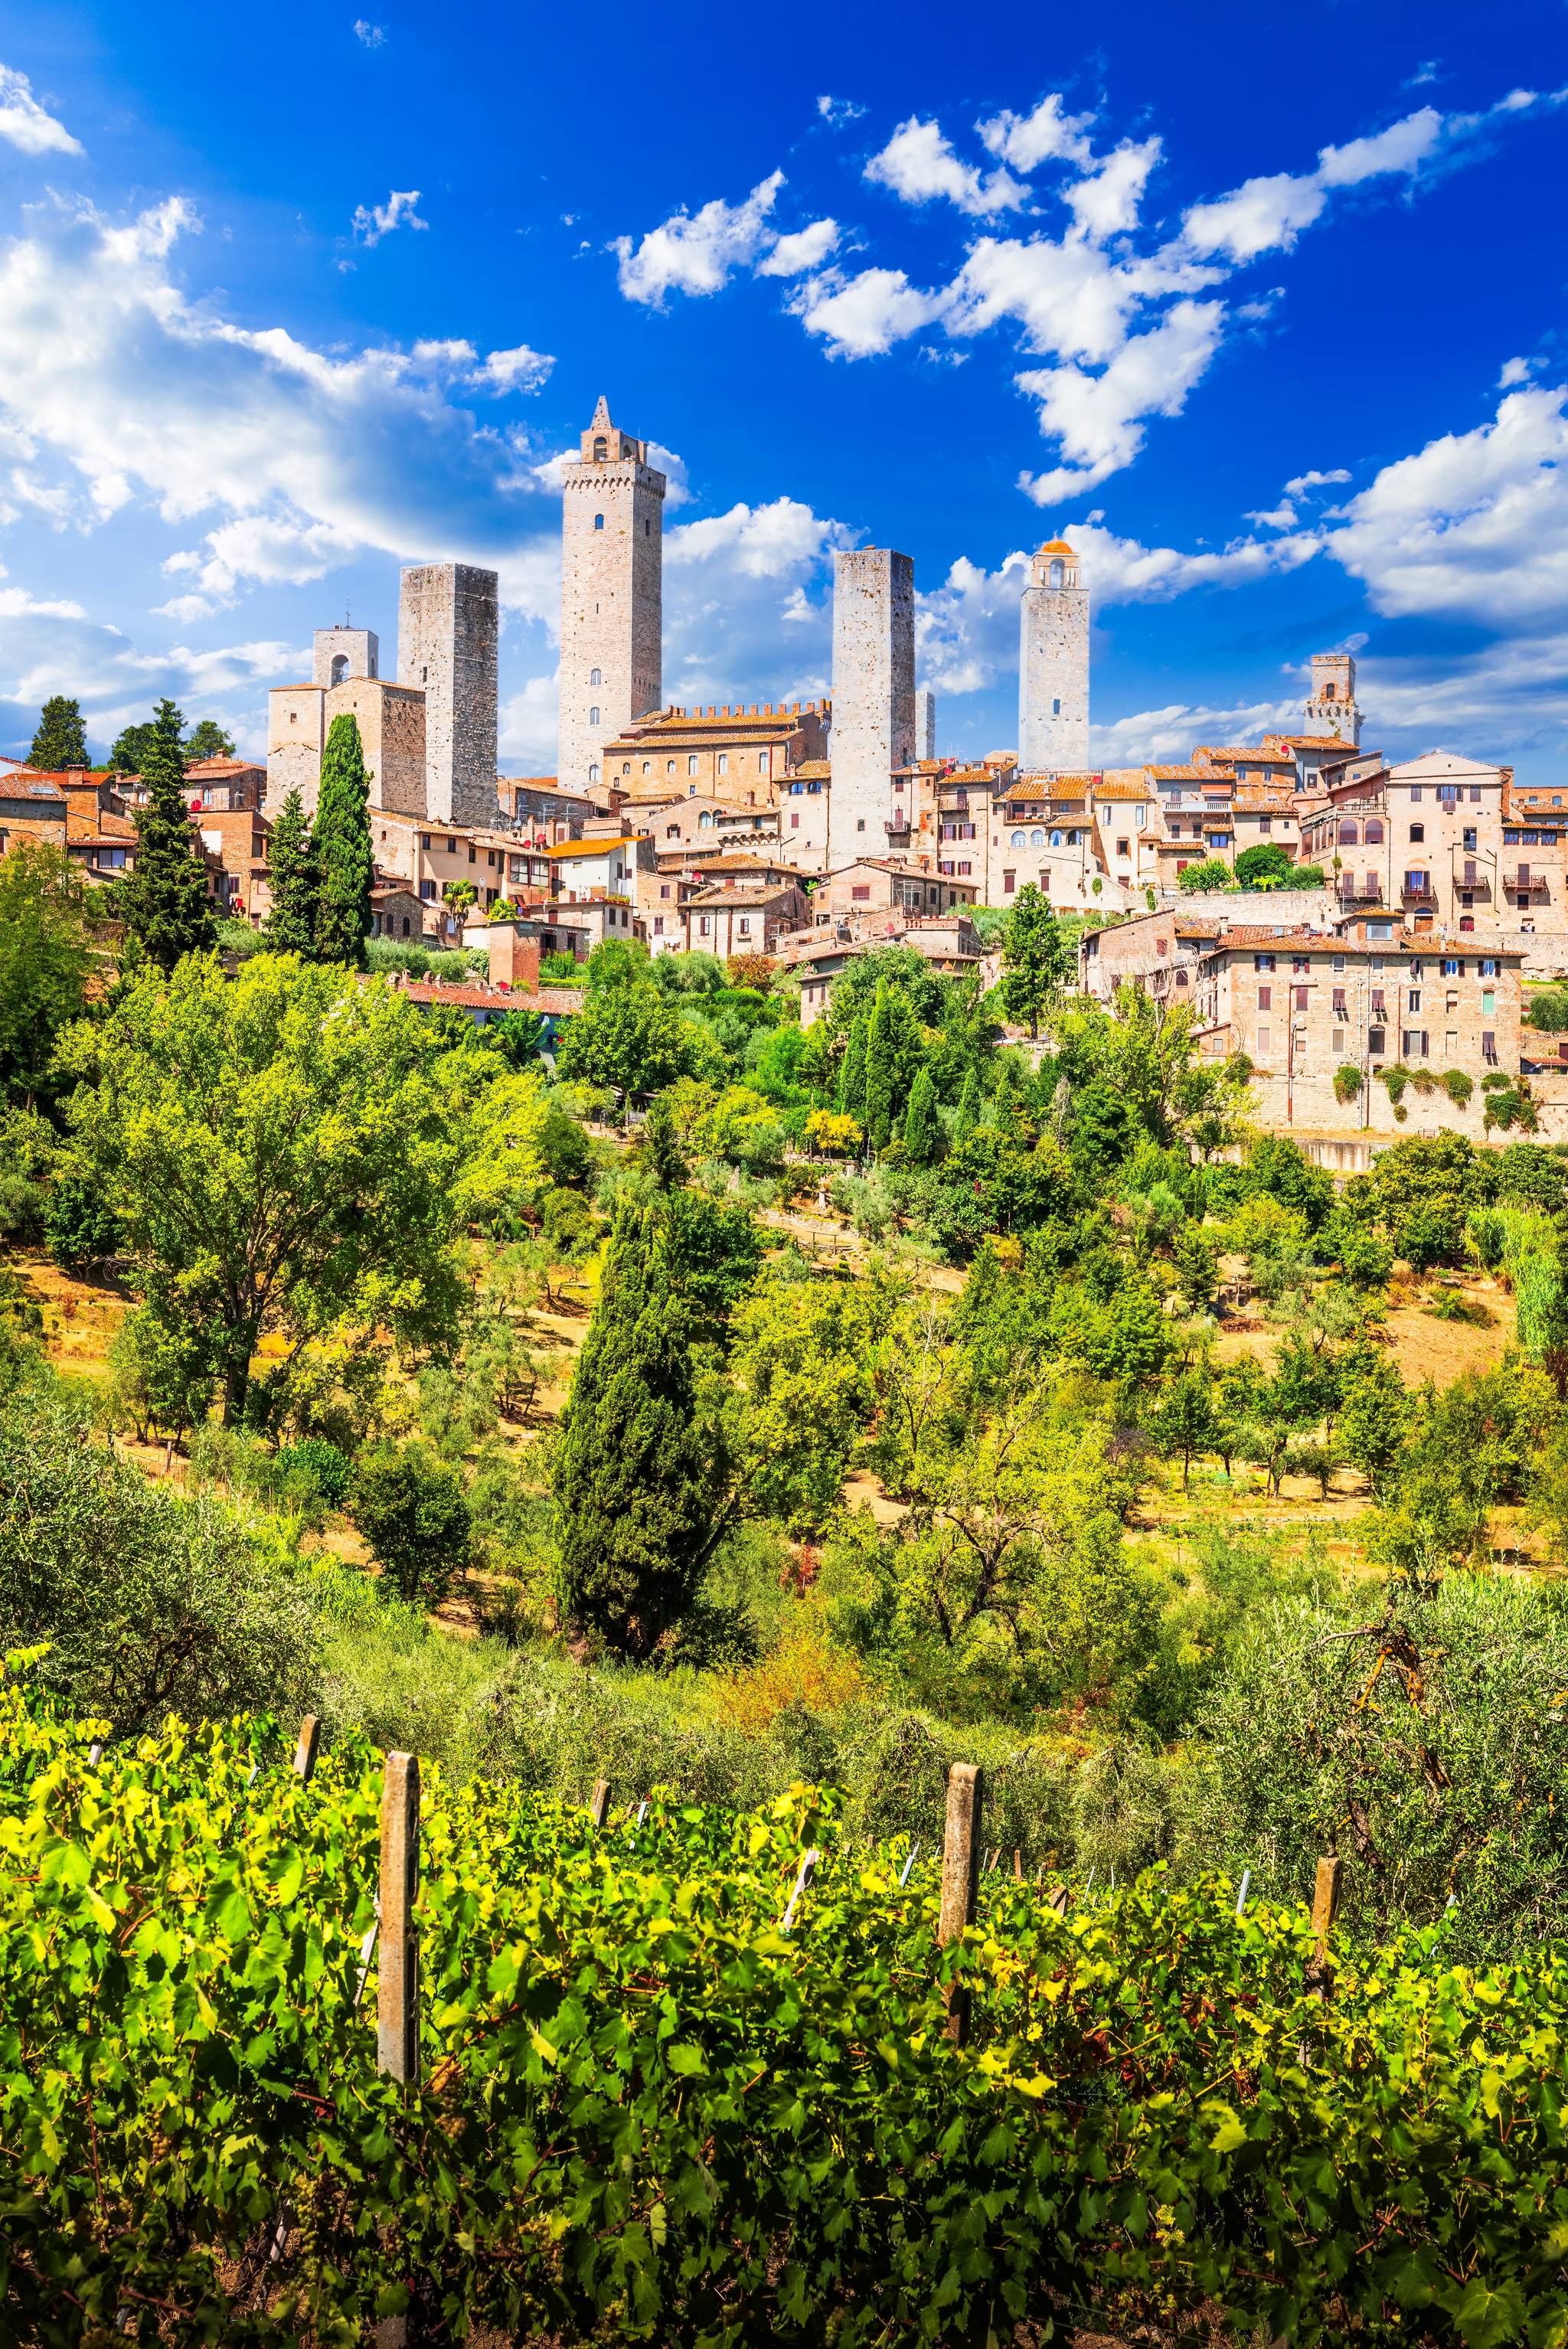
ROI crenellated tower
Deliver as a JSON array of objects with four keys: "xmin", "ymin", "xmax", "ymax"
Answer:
[
  {"xmin": 558, "ymin": 397, "xmax": 665, "ymax": 791},
  {"xmin": 1018, "ymin": 537, "xmax": 1089, "ymax": 774}
]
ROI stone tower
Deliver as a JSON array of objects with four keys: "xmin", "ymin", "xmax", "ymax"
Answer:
[
  {"xmin": 1018, "ymin": 538, "xmax": 1089, "ymax": 774},
  {"xmin": 398, "ymin": 564, "xmax": 498, "ymax": 826},
  {"xmin": 830, "ymin": 547, "xmax": 916, "ymax": 861},
  {"xmin": 1305, "ymin": 650, "xmax": 1363, "ymax": 747},
  {"xmin": 312, "ymin": 626, "xmax": 378, "ymax": 689},
  {"xmin": 916, "ymin": 687, "xmax": 936, "ymax": 761},
  {"xmin": 558, "ymin": 396, "xmax": 665, "ymax": 792}
]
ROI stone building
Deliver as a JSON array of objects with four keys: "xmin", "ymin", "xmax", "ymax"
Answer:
[
  {"xmin": 1303, "ymin": 649, "xmax": 1363, "ymax": 750},
  {"xmin": 1298, "ymin": 751, "xmax": 1511, "ymax": 933},
  {"xmin": 397, "ymin": 563, "xmax": 498, "ymax": 828},
  {"xmin": 1018, "ymin": 538, "xmax": 1089, "ymax": 775},
  {"xmin": 812, "ymin": 857, "xmax": 978, "ymax": 925},
  {"xmin": 313, "ymin": 627, "xmax": 379, "ymax": 689},
  {"xmin": 599, "ymin": 700, "xmax": 828, "ymax": 799},
  {"xmin": 558, "ymin": 397, "xmax": 665, "ymax": 793},
  {"xmin": 831, "ymin": 548, "xmax": 916, "ymax": 860},
  {"xmin": 683, "ymin": 879, "xmax": 808, "ymax": 959},
  {"xmin": 916, "ymin": 688, "xmax": 936, "ymax": 760}
]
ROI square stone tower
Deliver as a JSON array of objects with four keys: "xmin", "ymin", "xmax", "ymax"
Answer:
[
  {"xmin": 1019, "ymin": 538, "xmax": 1089, "ymax": 774},
  {"xmin": 916, "ymin": 687, "xmax": 936, "ymax": 761},
  {"xmin": 1305, "ymin": 650, "xmax": 1363, "ymax": 747},
  {"xmin": 559, "ymin": 397, "xmax": 665, "ymax": 792},
  {"xmin": 398, "ymin": 563, "xmax": 498, "ymax": 826},
  {"xmin": 830, "ymin": 547, "xmax": 916, "ymax": 861},
  {"xmin": 312, "ymin": 627, "xmax": 378, "ymax": 690}
]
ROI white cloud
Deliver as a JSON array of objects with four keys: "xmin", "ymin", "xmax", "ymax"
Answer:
[
  {"xmin": 663, "ymin": 496, "xmax": 852, "ymax": 703},
  {"xmin": 0, "ymin": 583, "xmax": 87, "ymax": 619},
  {"xmin": 0, "ymin": 595, "xmax": 294, "ymax": 763},
  {"xmin": 352, "ymin": 19, "xmax": 386, "ymax": 46},
  {"xmin": 1316, "ymin": 106, "xmax": 1443, "ymax": 185},
  {"xmin": 792, "ymin": 266, "xmax": 943, "ymax": 358},
  {"xmin": 410, "ymin": 337, "xmax": 476, "ymax": 368},
  {"xmin": 0, "ymin": 64, "xmax": 82, "ymax": 158},
  {"xmin": 1326, "ymin": 381, "xmax": 1568, "ymax": 627},
  {"xmin": 1180, "ymin": 170, "xmax": 1328, "ymax": 263},
  {"xmin": 0, "ymin": 196, "xmax": 561, "ymax": 620},
  {"xmin": 352, "ymin": 189, "xmax": 426, "ymax": 246},
  {"xmin": 1090, "ymin": 696, "xmax": 1301, "ymax": 765},
  {"xmin": 977, "ymin": 92, "xmax": 1095, "ymax": 173},
  {"xmin": 756, "ymin": 218, "xmax": 840, "ymax": 277},
  {"xmin": 613, "ymin": 172, "xmax": 784, "ymax": 302},
  {"xmin": 1064, "ymin": 138, "xmax": 1161, "ymax": 241},
  {"xmin": 864, "ymin": 116, "xmax": 1027, "ymax": 217},
  {"xmin": 1284, "ymin": 466, "xmax": 1351, "ymax": 497},
  {"xmin": 817, "ymin": 95, "xmax": 866, "ymax": 128},
  {"xmin": 478, "ymin": 342, "xmax": 554, "ymax": 393},
  {"xmin": 498, "ymin": 668, "xmax": 559, "ymax": 772},
  {"xmin": 1246, "ymin": 501, "xmax": 1298, "ymax": 531},
  {"xmin": 1018, "ymin": 298, "xmax": 1226, "ymax": 499},
  {"xmin": 1498, "ymin": 356, "xmax": 1533, "ymax": 388}
]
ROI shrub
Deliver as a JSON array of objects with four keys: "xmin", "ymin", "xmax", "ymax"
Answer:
[
  {"xmin": 275, "ymin": 1436, "xmax": 354, "ymax": 1511},
  {"xmin": 43, "ymin": 1165, "xmax": 121, "ymax": 1269},
  {"xmin": 539, "ymin": 949, "xmax": 583, "ymax": 984},
  {"xmin": 349, "ymin": 1440, "xmax": 472, "ymax": 1607},
  {"xmin": 1440, "ymin": 1068, "xmax": 1474, "ymax": 1106},
  {"xmin": 1332, "ymin": 1063, "xmax": 1363, "ymax": 1106},
  {"xmin": 1525, "ymin": 988, "xmax": 1568, "ymax": 1032},
  {"xmin": 1379, "ymin": 1063, "xmax": 1409, "ymax": 1103}
]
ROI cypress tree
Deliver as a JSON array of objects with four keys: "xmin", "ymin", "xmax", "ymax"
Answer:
[
  {"xmin": 312, "ymin": 714, "xmax": 374, "ymax": 967},
  {"xmin": 838, "ymin": 1012, "xmax": 869, "ymax": 1127},
  {"xmin": 862, "ymin": 982, "xmax": 897, "ymax": 1153},
  {"xmin": 952, "ymin": 1067, "xmax": 982, "ymax": 1146},
  {"xmin": 552, "ymin": 1198, "xmax": 724, "ymax": 1658},
  {"xmin": 903, "ymin": 1064, "xmax": 940, "ymax": 1164},
  {"xmin": 119, "ymin": 698, "xmax": 214, "ymax": 972},
  {"xmin": 263, "ymin": 789, "xmax": 318, "ymax": 957},
  {"xmin": 28, "ymin": 695, "xmax": 88, "ymax": 771}
]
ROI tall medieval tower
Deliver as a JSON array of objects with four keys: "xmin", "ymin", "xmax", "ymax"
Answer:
[
  {"xmin": 830, "ymin": 547, "xmax": 916, "ymax": 862},
  {"xmin": 1305, "ymin": 650, "xmax": 1363, "ymax": 746},
  {"xmin": 1018, "ymin": 538, "xmax": 1089, "ymax": 774},
  {"xmin": 398, "ymin": 563, "xmax": 498, "ymax": 826},
  {"xmin": 558, "ymin": 397, "xmax": 665, "ymax": 791}
]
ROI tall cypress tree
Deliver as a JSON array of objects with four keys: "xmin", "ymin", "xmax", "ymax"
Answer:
[
  {"xmin": 838, "ymin": 1012, "xmax": 868, "ymax": 1127},
  {"xmin": 952, "ymin": 1067, "xmax": 982, "ymax": 1146},
  {"xmin": 552, "ymin": 1198, "xmax": 724, "ymax": 1658},
  {"xmin": 903, "ymin": 1064, "xmax": 940, "ymax": 1164},
  {"xmin": 28, "ymin": 696, "xmax": 88, "ymax": 771},
  {"xmin": 863, "ymin": 982, "xmax": 898, "ymax": 1153},
  {"xmin": 263, "ymin": 789, "xmax": 318, "ymax": 957},
  {"xmin": 119, "ymin": 698, "xmax": 214, "ymax": 972},
  {"xmin": 312, "ymin": 714, "xmax": 374, "ymax": 968}
]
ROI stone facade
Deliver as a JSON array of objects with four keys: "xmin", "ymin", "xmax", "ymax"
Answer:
[
  {"xmin": 313, "ymin": 627, "xmax": 378, "ymax": 689},
  {"xmin": 1305, "ymin": 650, "xmax": 1363, "ymax": 749},
  {"xmin": 558, "ymin": 397, "xmax": 665, "ymax": 793},
  {"xmin": 1019, "ymin": 539, "xmax": 1089, "ymax": 775},
  {"xmin": 600, "ymin": 700, "xmax": 828, "ymax": 799},
  {"xmin": 916, "ymin": 688, "xmax": 936, "ymax": 760},
  {"xmin": 397, "ymin": 562, "xmax": 498, "ymax": 828},
  {"xmin": 266, "ymin": 684, "xmax": 325, "ymax": 813},
  {"xmin": 830, "ymin": 548, "xmax": 916, "ymax": 862},
  {"xmin": 327, "ymin": 678, "xmax": 427, "ymax": 817}
]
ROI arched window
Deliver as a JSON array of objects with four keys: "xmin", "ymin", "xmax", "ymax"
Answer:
[
  {"xmin": 666, "ymin": 758, "xmax": 675, "ymax": 775},
  {"xmin": 589, "ymin": 706, "xmax": 599, "ymax": 726},
  {"xmin": 1011, "ymin": 829, "xmax": 1025, "ymax": 847},
  {"xmin": 1366, "ymin": 819, "xmax": 1384, "ymax": 845},
  {"xmin": 1031, "ymin": 828, "xmax": 1045, "ymax": 848},
  {"xmin": 1049, "ymin": 559, "xmax": 1064, "ymax": 588},
  {"xmin": 588, "ymin": 763, "xmax": 600, "ymax": 783},
  {"xmin": 590, "ymin": 667, "xmax": 601, "ymax": 687},
  {"xmin": 593, "ymin": 514, "xmax": 605, "ymax": 531},
  {"xmin": 1050, "ymin": 828, "xmax": 1063, "ymax": 847},
  {"xmin": 330, "ymin": 652, "xmax": 349, "ymax": 688},
  {"xmin": 642, "ymin": 760, "xmax": 652, "ymax": 776},
  {"xmin": 688, "ymin": 755, "xmax": 698, "ymax": 776},
  {"xmin": 593, "ymin": 436, "xmax": 607, "ymax": 459},
  {"xmin": 718, "ymin": 753, "xmax": 729, "ymax": 776},
  {"xmin": 699, "ymin": 811, "xmax": 713, "ymax": 829},
  {"xmin": 760, "ymin": 753, "xmax": 768, "ymax": 771},
  {"xmin": 1338, "ymin": 819, "xmax": 1357, "ymax": 845}
]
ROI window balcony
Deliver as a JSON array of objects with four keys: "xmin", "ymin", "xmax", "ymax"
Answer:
[{"xmin": 1400, "ymin": 874, "xmax": 1435, "ymax": 902}]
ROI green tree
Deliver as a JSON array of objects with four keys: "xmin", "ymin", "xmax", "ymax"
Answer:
[
  {"xmin": 903, "ymin": 1064, "xmax": 941, "ymax": 1165},
  {"xmin": 1149, "ymin": 1369, "xmax": 1223, "ymax": 1489},
  {"xmin": 442, "ymin": 877, "xmax": 479, "ymax": 935},
  {"xmin": 349, "ymin": 1440, "xmax": 472, "ymax": 1606},
  {"xmin": 118, "ymin": 698, "xmax": 214, "ymax": 972},
  {"xmin": 863, "ymin": 979, "xmax": 925, "ymax": 1152},
  {"xmin": 553, "ymin": 1197, "xmax": 732, "ymax": 1658},
  {"xmin": 1234, "ymin": 841, "xmax": 1295, "ymax": 890},
  {"xmin": 109, "ymin": 707, "xmax": 181, "ymax": 776},
  {"xmin": 837, "ymin": 1012, "xmax": 868, "ymax": 1124},
  {"xmin": 1171, "ymin": 1220, "xmax": 1220, "ymax": 1314},
  {"xmin": 27, "ymin": 695, "xmax": 89, "ymax": 770},
  {"xmin": 729, "ymin": 1263, "xmax": 893, "ymax": 1532},
  {"xmin": 555, "ymin": 979, "xmax": 698, "ymax": 1097},
  {"xmin": 181, "ymin": 718, "xmax": 237, "ymax": 766},
  {"xmin": 1176, "ymin": 858, "xmax": 1233, "ymax": 894},
  {"xmin": 261, "ymin": 788, "xmax": 318, "ymax": 957},
  {"xmin": 57, "ymin": 956, "xmax": 469, "ymax": 1427},
  {"xmin": 952, "ymin": 1067, "xmax": 982, "ymax": 1145},
  {"xmin": 0, "ymin": 841, "xmax": 94, "ymax": 1106},
  {"xmin": 997, "ymin": 884, "xmax": 1070, "ymax": 1037},
  {"xmin": 312, "ymin": 714, "xmax": 374, "ymax": 966}
]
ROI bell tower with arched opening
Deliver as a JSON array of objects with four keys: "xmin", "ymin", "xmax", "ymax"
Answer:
[
  {"xmin": 559, "ymin": 395, "xmax": 665, "ymax": 792},
  {"xmin": 1018, "ymin": 537, "xmax": 1089, "ymax": 775}
]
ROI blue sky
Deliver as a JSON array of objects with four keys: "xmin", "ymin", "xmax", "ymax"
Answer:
[{"xmin": 0, "ymin": 0, "xmax": 1564, "ymax": 778}]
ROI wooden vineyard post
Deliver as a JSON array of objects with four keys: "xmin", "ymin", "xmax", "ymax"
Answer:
[
  {"xmin": 292, "ymin": 1714, "xmax": 320, "ymax": 1782},
  {"xmin": 1308, "ymin": 1855, "xmax": 1342, "ymax": 2002},
  {"xmin": 1012, "ymin": 1849, "xmax": 1023, "ymax": 1882},
  {"xmin": 938, "ymin": 1763, "xmax": 982, "ymax": 2046},
  {"xmin": 377, "ymin": 1753, "xmax": 421, "ymax": 2349},
  {"xmin": 588, "ymin": 1776, "xmax": 612, "ymax": 1829}
]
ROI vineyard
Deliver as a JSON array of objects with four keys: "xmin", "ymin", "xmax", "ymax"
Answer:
[{"xmin": 3, "ymin": 1654, "xmax": 1566, "ymax": 2348}]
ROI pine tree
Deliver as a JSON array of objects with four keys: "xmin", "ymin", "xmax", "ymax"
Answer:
[
  {"xmin": 838, "ymin": 1012, "xmax": 868, "ymax": 1126},
  {"xmin": 312, "ymin": 714, "xmax": 374, "ymax": 968},
  {"xmin": 263, "ymin": 789, "xmax": 318, "ymax": 957},
  {"xmin": 952, "ymin": 1068, "xmax": 982, "ymax": 1146},
  {"xmin": 552, "ymin": 1198, "xmax": 725, "ymax": 1658},
  {"xmin": 27, "ymin": 696, "xmax": 88, "ymax": 771},
  {"xmin": 119, "ymin": 698, "xmax": 214, "ymax": 972},
  {"xmin": 903, "ymin": 1064, "xmax": 940, "ymax": 1164}
]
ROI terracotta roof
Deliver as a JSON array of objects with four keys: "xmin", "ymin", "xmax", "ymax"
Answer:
[
  {"xmin": 405, "ymin": 981, "xmax": 586, "ymax": 1013},
  {"xmin": 185, "ymin": 756, "xmax": 263, "ymax": 778},
  {"xmin": 1038, "ymin": 538, "xmax": 1076, "ymax": 556},
  {"xmin": 1, "ymin": 776, "xmax": 67, "ymax": 806},
  {"xmin": 547, "ymin": 837, "xmax": 635, "ymax": 860},
  {"xmin": 1279, "ymin": 736, "xmax": 1361, "ymax": 751},
  {"xmin": 1231, "ymin": 788, "xmax": 1301, "ymax": 812},
  {"xmin": 1201, "ymin": 926, "xmax": 1337, "ymax": 950},
  {"xmin": 1089, "ymin": 779, "xmax": 1154, "ymax": 802},
  {"xmin": 1147, "ymin": 763, "xmax": 1208, "ymax": 782},
  {"xmin": 789, "ymin": 760, "xmax": 831, "ymax": 780},
  {"xmin": 697, "ymin": 852, "xmax": 805, "ymax": 875},
  {"xmin": 1194, "ymin": 745, "xmax": 1295, "ymax": 766},
  {"xmin": 685, "ymin": 886, "xmax": 799, "ymax": 909}
]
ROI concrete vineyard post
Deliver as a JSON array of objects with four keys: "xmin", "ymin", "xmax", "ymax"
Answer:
[
  {"xmin": 938, "ymin": 1763, "xmax": 982, "ymax": 2046},
  {"xmin": 292, "ymin": 1714, "xmax": 320, "ymax": 1782},
  {"xmin": 1308, "ymin": 1854, "xmax": 1342, "ymax": 2001},
  {"xmin": 588, "ymin": 1777, "xmax": 611, "ymax": 1829}
]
